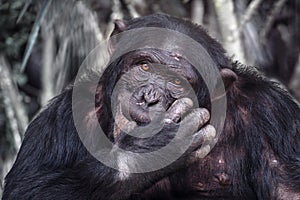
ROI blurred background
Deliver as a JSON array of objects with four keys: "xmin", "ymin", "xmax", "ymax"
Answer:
[{"xmin": 0, "ymin": 0, "xmax": 299, "ymax": 196}]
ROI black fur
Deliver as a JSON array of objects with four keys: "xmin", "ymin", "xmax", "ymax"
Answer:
[{"xmin": 142, "ymin": 62, "xmax": 300, "ymax": 199}]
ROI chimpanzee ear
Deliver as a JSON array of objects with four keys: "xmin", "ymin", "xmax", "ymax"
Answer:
[
  {"xmin": 109, "ymin": 19, "xmax": 128, "ymax": 54},
  {"xmin": 111, "ymin": 19, "xmax": 128, "ymax": 36},
  {"xmin": 211, "ymin": 68, "xmax": 237, "ymax": 101},
  {"xmin": 220, "ymin": 68, "xmax": 237, "ymax": 91}
]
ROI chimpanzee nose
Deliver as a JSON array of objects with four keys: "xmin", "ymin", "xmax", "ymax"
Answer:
[
  {"xmin": 133, "ymin": 84, "xmax": 162, "ymax": 107},
  {"xmin": 143, "ymin": 87, "xmax": 160, "ymax": 105}
]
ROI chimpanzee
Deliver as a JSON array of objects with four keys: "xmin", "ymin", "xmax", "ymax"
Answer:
[
  {"xmin": 3, "ymin": 14, "xmax": 300, "ymax": 200},
  {"xmin": 2, "ymin": 13, "xmax": 216, "ymax": 200}
]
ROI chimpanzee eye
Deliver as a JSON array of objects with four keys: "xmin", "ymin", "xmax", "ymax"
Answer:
[
  {"xmin": 173, "ymin": 78, "xmax": 181, "ymax": 85},
  {"xmin": 141, "ymin": 63, "xmax": 150, "ymax": 71}
]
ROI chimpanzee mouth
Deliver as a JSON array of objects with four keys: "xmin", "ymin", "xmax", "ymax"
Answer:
[{"xmin": 128, "ymin": 95, "xmax": 171, "ymax": 126}]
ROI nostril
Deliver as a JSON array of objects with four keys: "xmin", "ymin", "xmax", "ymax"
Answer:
[
  {"xmin": 144, "ymin": 93, "xmax": 159, "ymax": 104},
  {"xmin": 133, "ymin": 85, "xmax": 164, "ymax": 107},
  {"xmin": 144, "ymin": 90, "xmax": 160, "ymax": 106}
]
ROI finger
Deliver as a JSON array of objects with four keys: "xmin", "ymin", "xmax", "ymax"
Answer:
[
  {"xmin": 187, "ymin": 125, "xmax": 216, "ymax": 163},
  {"xmin": 178, "ymin": 108, "xmax": 210, "ymax": 136},
  {"xmin": 189, "ymin": 125, "xmax": 216, "ymax": 150},
  {"xmin": 188, "ymin": 145, "xmax": 211, "ymax": 163},
  {"xmin": 164, "ymin": 98, "xmax": 193, "ymax": 123},
  {"xmin": 115, "ymin": 101, "xmax": 138, "ymax": 134},
  {"xmin": 195, "ymin": 124, "xmax": 216, "ymax": 143}
]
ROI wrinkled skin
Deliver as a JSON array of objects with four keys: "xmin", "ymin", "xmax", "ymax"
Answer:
[{"xmin": 112, "ymin": 49, "xmax": 201, "ymax": 136}]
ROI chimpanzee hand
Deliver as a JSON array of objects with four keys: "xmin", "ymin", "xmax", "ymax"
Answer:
[
  {"xmin": 115, "ymin": 97, "xmax": 216, "ymax": 170},
  {"xmin": 163, "ymin": 98, "xmax": 216, "ymax": 165}
]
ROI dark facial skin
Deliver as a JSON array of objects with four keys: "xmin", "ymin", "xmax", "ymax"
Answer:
[{"xmin": 115, "ymin": 49, "xmax": 198, "ymax": 126}]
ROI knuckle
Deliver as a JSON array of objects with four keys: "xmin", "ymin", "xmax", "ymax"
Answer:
[
  {"xmin": 166, "ymin": 98, "xmax": 193, "ymax": 123},
  {"xmin": 194, "ymin": 145, "xmax": 211, "ymax": 159},
  {"xmin": 178, "ymin": 97, "xmax": 193, "ymax": 108},
  {"xmin": 170, "ymin": 98, "xmax": 193, "ymax": 113},
  {"xmin": 203, "ymin": 125, "xmax": 216, "ymax": 141},
  {"xmin": 193, "ymin": 130, "xmax": 204, "ymax": 140},
  {"xmin": 194, "ymin": 108, "xmax": 210, "ymax": 123},
  {"xmin": 187, "ymin": 108, "xmax": 210, "ymax": 124}
]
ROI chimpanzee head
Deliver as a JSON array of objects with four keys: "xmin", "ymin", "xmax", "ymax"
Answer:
[
  {"xmin": 71, "ymin": 13, "xmax": 233, "ymax": 172},
  {"xmin": 98, "ymin": 14, "xmax": 236, "ymax": 140}
]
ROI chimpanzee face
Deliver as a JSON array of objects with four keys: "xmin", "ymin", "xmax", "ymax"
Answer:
[{"xmin": 112, "ymin": 48, "xmax": 200, "ymax": 126}]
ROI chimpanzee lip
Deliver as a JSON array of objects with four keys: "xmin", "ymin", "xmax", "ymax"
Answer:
[
  {"xmin": 129, "ymin": 100, "xmax": 151, "ymax": 125},
  {"xmin": 130, "ymin": 111, "xmax": 150, "ymax": 126},
  {"xmin": 128, "ymin": 93, "xmax": 174, "ymax": 125}
]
